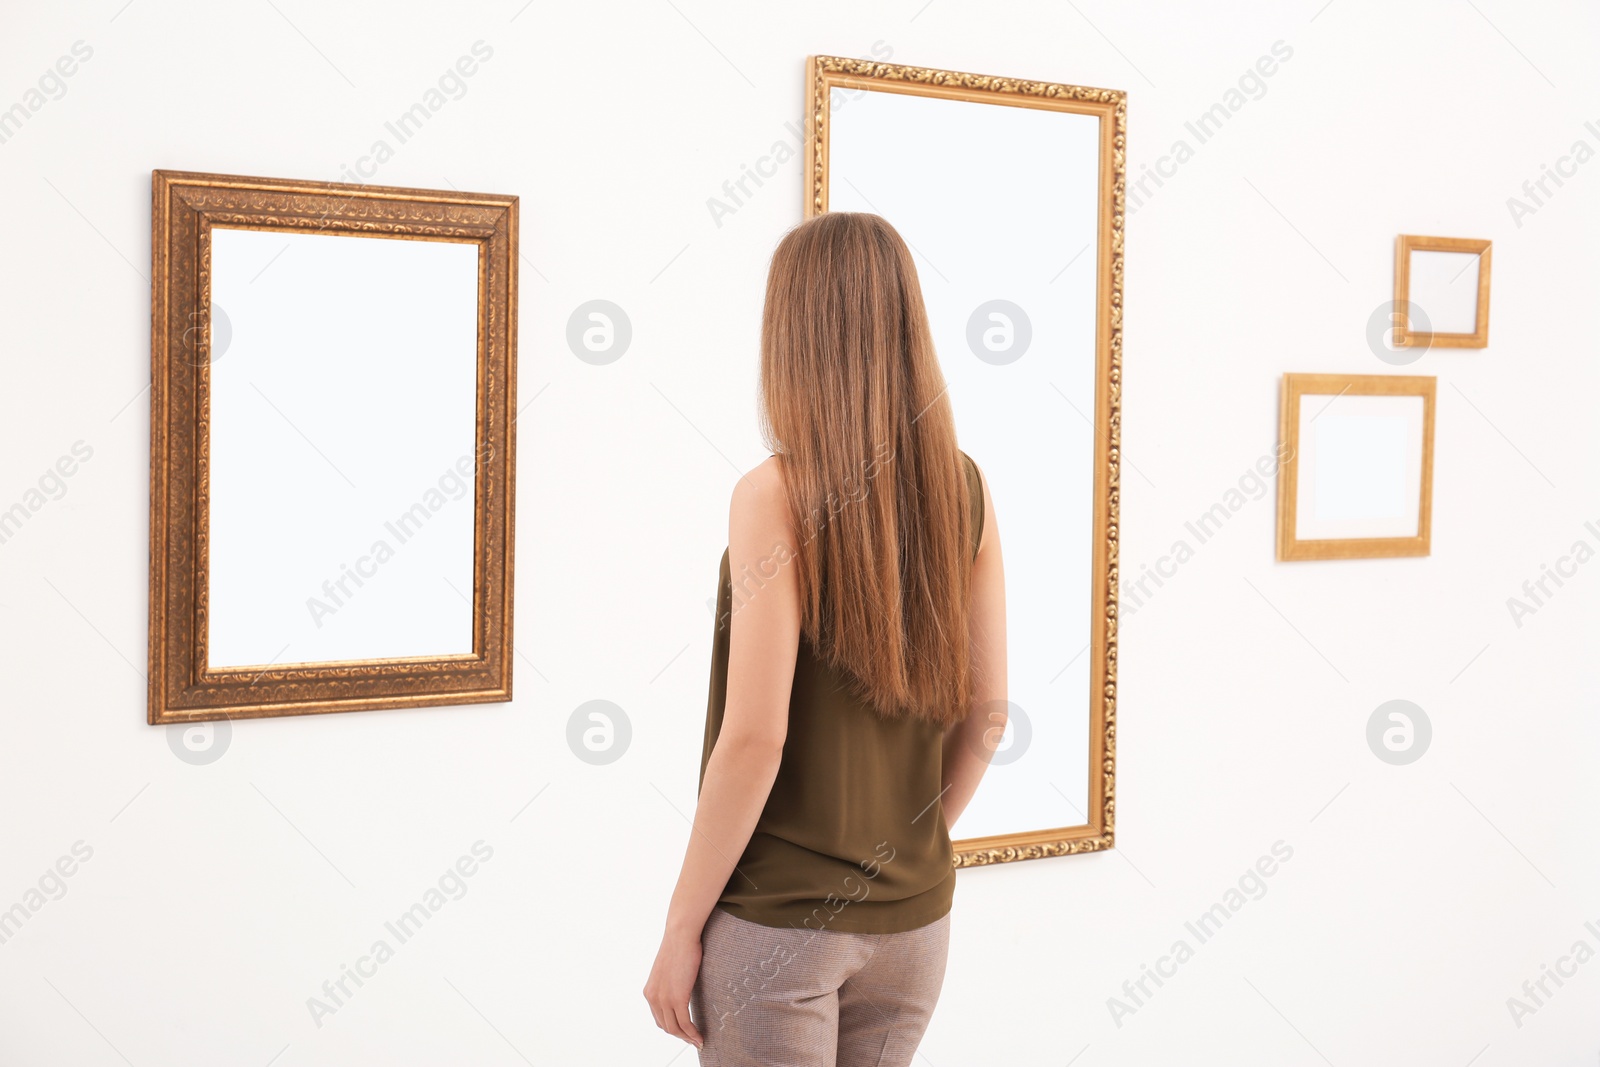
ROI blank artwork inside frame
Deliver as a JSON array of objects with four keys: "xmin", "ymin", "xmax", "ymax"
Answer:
[
  {"xmin": 207, "ymin": 227, "xmax": 481, "ymax": 669},
  {"xmin": 827, "ymin": 86, "xmax": 1102, "ymax": 842},
  {"xmin": 1407, "ymin": 249, "xmax": 1481, "ymax": 335},
  {"xmin": 1295, "ymin": 393, "xmax": 1425, "ymax": 542}
]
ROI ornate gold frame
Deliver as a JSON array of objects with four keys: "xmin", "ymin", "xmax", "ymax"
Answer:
[
  {"xmin": 1276, "ymin": 373, "xmax": 1436, "ymax": 562},
  {"xmin": 805, "ymin": 57, "xmax": 1123, "ymax": 866},
  {"xmin": 1394, "ymin": 235, "xmax": 1492, "ymax": 348},
  {"xmin": 148, "ymin": 170, "xmax": 518, "ymax": 724}
]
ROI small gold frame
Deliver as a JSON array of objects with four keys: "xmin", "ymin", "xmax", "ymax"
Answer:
[
  {"xmin": 1276, "ymin": 374, "xmax": 1436, "ymax": 562},
  {"xmin": 148, "ymin": 170, "xmax": 518, "ymax": 724},
  {"xmin": 805, "ymin": 56, "xmax": 1124, "ymax": 866},
  {"xmin": 1395, "ymin": 235, "xmax": 1492, "ymax": 348}
]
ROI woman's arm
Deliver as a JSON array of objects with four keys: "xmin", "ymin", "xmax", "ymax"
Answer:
[
  {"xmin": 941, "ymin": 461, "xmax": 1006, "ymax": 829},
  {"xmin": 644, "ymin": 458, "xmax": 799, "ymax": 1050}
]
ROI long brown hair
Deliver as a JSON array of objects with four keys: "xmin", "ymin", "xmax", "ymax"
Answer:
[{"xmin": 759, "ymin": 212, "xmax": 973, "ymax": 726}]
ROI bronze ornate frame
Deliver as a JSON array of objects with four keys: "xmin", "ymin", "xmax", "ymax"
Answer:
[
  {"xmin": 805, "ymin": 57, "xmax": 1123, "ymax": 866},
  {"xmin": 148, "ymin": 170, "xmax": 518, "ymax": 724}
]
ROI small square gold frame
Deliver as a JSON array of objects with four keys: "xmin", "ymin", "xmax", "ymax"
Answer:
[
  {"xmin": 1276, "ymin": 373, "xmax": 1436, "ymax": 562},
  {"xmin": 1394, "ymin": 235, "xmax": 1491, "ymax": 348}
]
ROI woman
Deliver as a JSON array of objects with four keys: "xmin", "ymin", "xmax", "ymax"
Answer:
[{"xmin": 644, "ymin": 212, "xmax": 1007, "ymax": 1066}]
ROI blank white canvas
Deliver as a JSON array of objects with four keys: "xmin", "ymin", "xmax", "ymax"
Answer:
[
  {"xmin": 1408, "ymin": 249, "xmax": 1481, "ymax": 334},
  {"xmin": 1295, "ymin": 393, "xmax": 1424, "ymax": 541},
  {"xmin": 208, "ymin": 227, "xmax": 480, "ymax": 668},
  {"xmin": 1315, "ymin": 415, "xmax": 1406, "ymax": 520}
]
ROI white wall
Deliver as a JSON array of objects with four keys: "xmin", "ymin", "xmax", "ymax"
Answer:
[{"xmin": 2, "ymin": 1, "xmax": 1597, "ymax": 1063}]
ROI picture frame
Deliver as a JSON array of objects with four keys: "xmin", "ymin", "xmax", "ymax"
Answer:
[
  {"xmin": 1276, "ymin": 373, "xmax": 1436, "ymax": 562},
  {"xmin": 148, "ymin": 170, "xmax": 519, "ymax": 724},
  {"xmin": 1394, "ymin": 235, "xmax": 1492, "ymax": 349}
]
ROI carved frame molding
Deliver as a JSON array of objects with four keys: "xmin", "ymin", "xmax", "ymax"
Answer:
[{"xmin": 148, "ymin": 170, "xmax": 518, "ymax": 724}]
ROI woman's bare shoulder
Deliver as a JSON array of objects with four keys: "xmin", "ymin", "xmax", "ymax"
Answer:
[{"xmin": 728, "ymin": 455, "xmax": 789, "ymax": 535}]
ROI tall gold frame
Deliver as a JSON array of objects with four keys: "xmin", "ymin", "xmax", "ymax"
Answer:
[
  {"xmin": 805, "ymin": 57, "xmax": 1124, "ymax": 866},
  {"xmin": 148, "ymin": 170, "xmax": 518, "ymax": 724},
  {"xmin": 1276, "ymin": 373, "xmax": 1436, "ymax": 562}
]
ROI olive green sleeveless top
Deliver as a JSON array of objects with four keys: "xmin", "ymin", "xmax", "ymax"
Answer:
[{"xmin": 698, "ymin": 451, "xmax": 983, "ymax": 934}]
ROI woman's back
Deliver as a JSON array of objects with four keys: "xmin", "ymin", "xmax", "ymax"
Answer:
[
  {"xmin": 698, "ymin": 451, "xmax": 986, "ymax": 934},
  {"xmin": 646, "ymin": 214, "xmax": 1006, "ymax": 1066}
]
